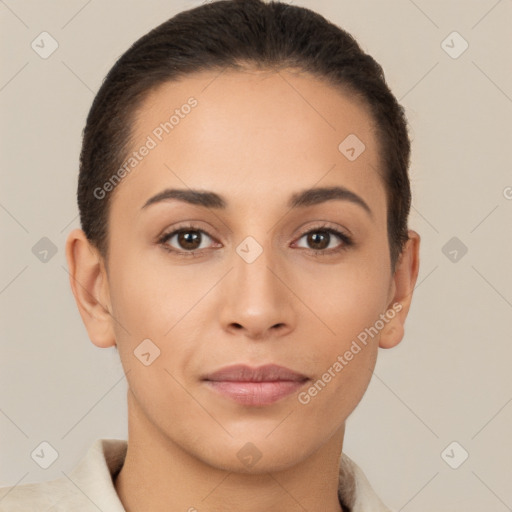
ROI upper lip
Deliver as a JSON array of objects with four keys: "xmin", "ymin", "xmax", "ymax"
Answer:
[{"xmin": 203, "ymin": 364, "xmax": 309, "ymax": 382}]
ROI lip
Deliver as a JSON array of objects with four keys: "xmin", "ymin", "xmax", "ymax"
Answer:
[{"xmin": 202, "ymin": 364, "xmax": 310, "ymax": 406}]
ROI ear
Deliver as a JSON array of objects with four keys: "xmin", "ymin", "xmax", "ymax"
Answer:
[
  {"xmin": 379, "ymin": 229, "xmax": 420, "ymax": 349},
  {"xmin": 65, "ymin": 228, "xmax": 116, "ymax": 348}
]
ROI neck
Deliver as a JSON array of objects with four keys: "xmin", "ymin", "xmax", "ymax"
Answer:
[{"xmin": 114, "ymin": 389, "xmax": 346, "ymax": 512}]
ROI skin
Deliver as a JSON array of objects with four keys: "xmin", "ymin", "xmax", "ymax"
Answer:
[{"xmin": 66, "ymin": 68, "xmax": 420, "ymax": 512}]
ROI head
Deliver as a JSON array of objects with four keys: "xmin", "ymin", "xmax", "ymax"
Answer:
[{"xmin": 66, "ymin": 0, "xmax": 419, "ymax": 472}]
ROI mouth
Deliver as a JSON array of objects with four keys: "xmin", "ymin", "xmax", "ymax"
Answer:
[{"xmin": 202, "ymin": 364, "xmax": 310, "ymax": 406}]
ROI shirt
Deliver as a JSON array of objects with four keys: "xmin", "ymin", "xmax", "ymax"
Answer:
[{"xmin": 0, "ymin": 439, "xmax": 393, "ymax": 511}]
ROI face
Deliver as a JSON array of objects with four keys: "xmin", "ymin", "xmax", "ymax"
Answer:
[{"xmin": 77, "ymin": 68, "xmax": 411, "ymax": 472}]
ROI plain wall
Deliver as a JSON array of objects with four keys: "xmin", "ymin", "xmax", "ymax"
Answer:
[{"xmin": 1, "ymin": 1, "xmax": 511, "ymax": 510}]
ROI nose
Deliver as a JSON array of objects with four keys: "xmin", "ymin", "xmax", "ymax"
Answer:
[{"xmin": 218, "ymin": 241, "xmax": 297, "ymax": 340}]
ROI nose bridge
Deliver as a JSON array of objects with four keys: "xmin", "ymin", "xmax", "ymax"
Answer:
[
  {"xmin": 236, "ymin": 235, "xmax": 278, "ymax": 298},
  {"xmin": 219, "ymin": 232, "xmax": 295, "ymax": 337}
]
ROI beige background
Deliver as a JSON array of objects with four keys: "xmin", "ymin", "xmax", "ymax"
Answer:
[{"xmin": 1, "ymin": 0, "xmax": 511, "ymax": 510}]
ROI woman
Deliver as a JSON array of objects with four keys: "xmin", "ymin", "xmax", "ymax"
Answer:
[{"xmin": 0, "ymin": 0, "xmax": 419, "ymax": 510}]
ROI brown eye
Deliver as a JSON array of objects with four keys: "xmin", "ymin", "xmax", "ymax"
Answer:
[
  {"xmin": 305, "ymin": 231, "xmax": 331, "ymax": 250},
  {"xmin": 176, "ymin": 230, "xmax": 202, "ymax": 250},
  {"xmin": 295, "ymin": 227, "xmax": 353, "ymax": 254},
  {"xmin": 159, "ymin": 228, "xmax": 215, "ymax": 253}
]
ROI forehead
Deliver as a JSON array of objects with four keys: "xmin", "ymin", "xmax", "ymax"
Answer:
[{"xmin": 112, "ymin": 67, "xmax": 385, "ymax": 218}]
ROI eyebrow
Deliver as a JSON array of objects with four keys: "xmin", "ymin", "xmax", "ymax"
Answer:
[{"xmin": 141, "ymin": 185, "xmax": 373, "ymax": 218}]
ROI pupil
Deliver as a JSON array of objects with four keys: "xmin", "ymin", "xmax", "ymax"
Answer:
[
  {"xmin": 179, "ymin": 231, "xmax": 200, "ymax": 250},
  {"xmin": 309, "ymin": 231, "xmax": 328, "ymax": 250},
  {"xmin": 175, "ymin": 230, "xmax": 331, "ymax": 251}
]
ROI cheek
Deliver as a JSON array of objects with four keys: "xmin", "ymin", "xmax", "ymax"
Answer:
[
  {"xmin": 107, "ymin": 261, "xmax": 204, "ymax": 423},
  {"xmin": 302, "ymin": 258, "xmax": 391, "ymax": 339},
  {"xmin": 107, "ymin": 254, "xmax": 209, "ymax": 379},
  {"xmin": 296, "ymin": 261, "xmax": 389, "ymax": 410},
  {"xmin": 297, "ymin": 267, "xmax": 386, "ymax": 411},
  {"xmin": 108, "ymin": 233, "xmax": 391, "ymax": 364},
  {"xmin": 297, "ymin": 343, "xmax": 378, "ymax": 444},
  {"xmin": 108, "ymin": 253, "xmax": 192, "ymax": 336}
]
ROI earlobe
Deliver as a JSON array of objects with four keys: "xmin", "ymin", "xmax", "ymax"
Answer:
[
  {"xmin": 379, "ymin": 229, "xmax": 420, "ymax": 349},
  {"xmin": 65, "ymin": 228, "xmax": 116, "ymax": 348}
]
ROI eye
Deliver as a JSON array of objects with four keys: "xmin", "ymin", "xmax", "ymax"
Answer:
[
  {"xmin": 157, "ymin": 222, "xmax": 353, "ymax": 257},
  {"xmin": 158, "ymin": 224, "xmax": 218, "ymax": 255},
  {"xmin": 294, "ymin": 226, "xmax": 353, "ymax": 255}
]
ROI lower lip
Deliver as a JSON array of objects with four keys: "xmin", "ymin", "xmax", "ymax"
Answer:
[{"xmin": 204, "ymin": 380, "xmax": 308, "ymax": 406}]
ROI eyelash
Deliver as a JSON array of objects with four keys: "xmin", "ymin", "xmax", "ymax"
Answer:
[{"xmin": 157, "ymin": 222, "xmax": 354, "ymax": 258}]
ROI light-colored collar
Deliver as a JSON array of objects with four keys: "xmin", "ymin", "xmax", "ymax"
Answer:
[
  {"xmin": 338, "ymin": 447, "xmax": 393, "ymax": 511},
  {"xmin": 0, "ymin": 438, "xmax": 393, "ymax": 511}
]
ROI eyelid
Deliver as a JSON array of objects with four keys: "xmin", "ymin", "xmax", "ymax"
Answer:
[
  {"xmin": 157, "ymin": 221, "xmax": 354, "ymax": 256},
  {"xmin": 157, "ymin": 222, "xmax": 219, "ymax": 252},
  {"xmin": 292, "ymin": 222, "xmax": 354, "ymax": 253}
]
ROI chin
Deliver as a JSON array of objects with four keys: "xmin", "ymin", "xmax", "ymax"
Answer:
[{"xmin": 189, "ymin": 433, "xmax": 315, "ymax": 474}]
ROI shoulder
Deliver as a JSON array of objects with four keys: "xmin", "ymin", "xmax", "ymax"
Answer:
[
  {"xmin": 338, "ymin": 452, "xmax": 395, "ymax": 512},
  {"xmin": 0, "ymin": 475, "xmax": 82, "ymax": 511},
  {"xmin": 0, "ymin": 439, "xmax": 127, "ymax": 512}
]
